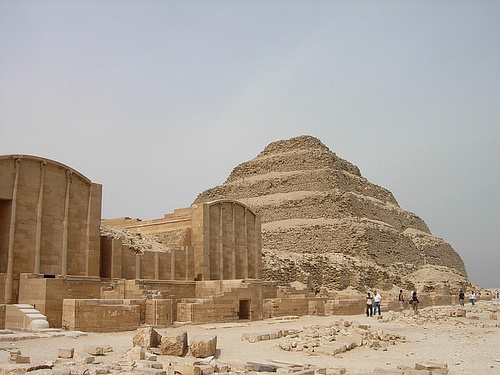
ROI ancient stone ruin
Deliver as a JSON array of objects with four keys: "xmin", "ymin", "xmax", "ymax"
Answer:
[
  {"xmin": 0, "ymin": 136, "xmax": 477, "ymax": 334},
  {"xmin": 194, "ymin": 135, "xmax": 469, "ymax": 293}
]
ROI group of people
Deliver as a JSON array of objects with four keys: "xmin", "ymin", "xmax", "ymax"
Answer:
[
  {"xmin": 365, "ymin": 289, "xmax": 419, "ymax": 317},
  {"xmin": 458, "ymin": 290, "xmax": 477, "ymax": 306}
]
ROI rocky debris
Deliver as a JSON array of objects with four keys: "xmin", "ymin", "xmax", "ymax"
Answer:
[
  {"xmin": 193, "ymin": 135, "xmax": 469, "ymax": 293},
  {"xmin": 100, "ymin": 225, "xmax": 167, "ymax": 254},
  {"xmin": 273, "ymin": 319, "xmax": 405, "ymax": 356}
]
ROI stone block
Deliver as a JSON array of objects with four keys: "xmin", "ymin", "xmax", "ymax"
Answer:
[
  {"xmin": 84, "ymin": 345, "xmax": 105, "ymax": 355},
  {"xmin": 315, "ymin": 342, "xmax": 347, "ymax": 356},
  {"xmin": 133, "ymin": 327, "xmax": 161, "ymax": 349},
  {"xmin": 325, "ymin": 368, "xmax": 346, "ymax": 375},
  {"xmin": 58, "ymin": 347, "xmax": 75, "ymax": 358},
  {"xmin": 246, "ymin": 362, "xmax": 278, "ymax": 372},
  {"xmin": 193, "ymin": 364, "xmax": 215, "ymax": 375},
  {"xmin": 74, "ymin": 351, "xmax": 95, "ymax": 364},
  {"xmin": 414, "ymin": 362, "xmax": 448, "ymax": 374},
  {"xmin": 160, "ymin": 330, "xmax": 188, "ymax": 356},
  {"xmin": 15, "ymin": 355, "xmax": 31, "ymax": 364},
  {"xmin": 190, "ymin": 335, "xmax": 217, "ymax": 358},
  {"xmin": 133, "ymin": 368, "xmax": 167, "ymax": 375}
]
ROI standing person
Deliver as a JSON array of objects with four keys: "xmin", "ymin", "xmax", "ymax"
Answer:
[
  {"xmin": 411, "ymin": 291, "xmax": 419, "ymax": 314},
  {"xmin": 366, "ymin": 292, "xmax": 373, "ymax": 317},
  {"xmin": 496, "ymin": 289, "xmax": 499, "ymax": 299},
  {"xmin": 373, "ymin": 291, "xmax": 382, "ymax": 316},
  {"xmin": 469, "ymin": 290, "xmax": 476, "ymax": 305},
  {"xmin": 398, "ymin": 289, "xmax": 405, "ymax": 310},
  {"xmin": 459, "ymin": 290, "xmax": 465, "ymax": 306}
]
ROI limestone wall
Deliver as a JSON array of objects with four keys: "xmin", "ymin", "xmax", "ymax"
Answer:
[
  {"xmin": 62, "ymin": 299, "xmax": 144, "ymax": 332},
  {"xmin": 18, "ymin": 274, "xmax": 102, "ymax": 327},
  {"xmin": 0, "ymin": 155, "xmax": 102, "ymax": 304},
  {"xmin": 103, "ymin": 200, "xmax": 261, "ymax": 283}
]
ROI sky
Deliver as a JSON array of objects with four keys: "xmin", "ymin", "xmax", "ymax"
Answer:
[{"xmin": 1, "ymin": 1, "xmax": 499, "ymax": 288}]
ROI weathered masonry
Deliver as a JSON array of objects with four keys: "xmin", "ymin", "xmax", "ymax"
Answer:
[
  {"xmin": 0, "ymin": 154, "xmax": 266, "ymax": 330},
  {"xmin": 0, "ymin": 155, "xmax": 102, "ymax": 304},
  {"xmin": 101, "ymin": 200, "xmax": 262, "ymax": 282}
]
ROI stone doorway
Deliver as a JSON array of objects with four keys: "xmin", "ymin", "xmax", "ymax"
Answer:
[{"xmin": 238, "ymin": 299, "xmax": 251, "ymax": 320}]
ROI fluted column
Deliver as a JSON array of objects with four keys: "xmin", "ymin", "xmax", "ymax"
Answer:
[
  {"xmin": 5, "ymin": 156, "xmax": 21, "ymax": 303},
  {"xmin": 61, "ymin": 169, "xmax": 72, "ymax": 276},
  {"xmin": 34, "ymin": 160, "xmax": 46, "ymax": 274}
]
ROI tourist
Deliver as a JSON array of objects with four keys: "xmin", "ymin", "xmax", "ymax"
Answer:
[
  {"xmin": 469, "ymin": 290, "xmax": 476, "ymax": 305},
  {"xmin": 459, "ymin": 290, "xmax": 465, "ymax": 306},
  {"xmin": 411, "ymin": 291, "xmax": 419, "ymax": 314},
  {"xmin": 366, "ymin": 292, "xmax": 373, "ymax": 317},
  {"xmin": 398, "ymin": 289, "xmax": 404, "ymax": 310},
  {"xmin": 495, "ymin": 289, "xmax": 499, "ymax": 299},
  {"xmin": 373, "ymin": 291, "xmax": 382, "ymax": 315}
]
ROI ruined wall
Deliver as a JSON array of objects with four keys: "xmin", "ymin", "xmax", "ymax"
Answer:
[
  {"xmin": 103, "ymin": 200, "xmax": 261, "ymax": 283},
  {"xmin": 0, "ymin": 155, "xmax": 102, "ymax": 303}
]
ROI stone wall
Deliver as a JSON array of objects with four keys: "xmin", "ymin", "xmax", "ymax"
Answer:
[
  {"xmin": 62, "ymin": 299, "xmax": 144, "ymax": 332},
  {"xmin": 103, "ymin": 200, "xmax": 262, "ymax": 283},
  {"xmin": 0, "ymin": 155, "xmax": 102, "ymax": 304}
]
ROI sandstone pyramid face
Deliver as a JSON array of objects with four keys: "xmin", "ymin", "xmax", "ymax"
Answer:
[{"xmin": 194, "ymin": 135, "xmax": 469, "ymax": 292}]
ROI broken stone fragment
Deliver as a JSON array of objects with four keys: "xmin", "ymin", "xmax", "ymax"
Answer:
[
  {"xmin": 57, "ymin": 347, "xmax": 75, "ymax": 358},
  {"xmin": 84, "ymin": 345, "xmax": 105, "ymax": 355},
  {"xmin": 414, "ymin": 361, "xmax": 449, "ymax": 374},
  {"xmin": 189, "ymin": 334, "xmax": 217, "ymax": 358},
  {"xmin": 159, "ymin": 330, "xmax": 188, "ymax": 356},
  {"xmin": 133, "ymin": 326, "xmax": 162, "ymax": 349}
]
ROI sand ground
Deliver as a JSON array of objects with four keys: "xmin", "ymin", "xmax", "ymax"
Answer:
[{"xmin": 1, "ymin": 299, "xmax": 499, "ymax": 375}]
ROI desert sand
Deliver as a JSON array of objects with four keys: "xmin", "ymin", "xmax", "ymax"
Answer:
[{"xmin": 1, "ymin": 299, "xmax": 499, "ymax": 375}]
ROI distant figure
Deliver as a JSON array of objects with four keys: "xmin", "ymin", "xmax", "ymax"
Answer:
[
  {"xmin": 411, "ymin": 291, "xmax": 419, "ymax": 314},
  {"xmin": 469, "ymin": 291, "xmax": 476, "ymax": 305},
  {"xmin": 409, "ymin": 290, "xmax": 414, "ymax": 307},
  {"xmin": 459, "ymin": 290, "xmax": 465, "ymax": 306},
  {"xmin": 366, "ymin": 292, "xmax": 373, "ymax": 317},
  {"xmin": 398, "ymin": 289, "xmax": 405, "ymax": 310},
  {"xmin": 373, "ymin": 291, "xmax": 382, "ymax": 315},
  {"xmin": 495, "ymin": 289, "xmax": 499, "ymax": 299}
]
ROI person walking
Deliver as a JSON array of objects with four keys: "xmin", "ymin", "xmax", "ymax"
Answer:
[
  {"xmin": 469, "ymin": 290, "xmax": 476, "ymax": 305},
  {"xmin": 373, "ymin": 291, "xmax": 382, "ymax": 316},
  {"xmin": 411, "ymin": 291, "xmax": 419, "ymax": 314},
  {"xmin": 398, "ymin": 289, "xmax": 405, "ymax": 310},
  {"xmin": 366, "ymin": 292, "xmax": 373, "ymax": 317},
  {"xmin": 459, "ymin": 290, "xmax": 465, "ymax": 306}
]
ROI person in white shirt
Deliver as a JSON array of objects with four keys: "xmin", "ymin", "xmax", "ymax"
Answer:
[
  {"xmin": 373, "ymin": 291, "xmax": 382, "ymax": 315},
  {"xmin": 469, "ymin": 291, "xmax": 476, "ymax": 305}
]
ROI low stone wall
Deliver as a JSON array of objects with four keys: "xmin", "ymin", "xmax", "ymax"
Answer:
[{"xmin": 62, "ymin": 299, "xmax": 145, "ymax": 332}]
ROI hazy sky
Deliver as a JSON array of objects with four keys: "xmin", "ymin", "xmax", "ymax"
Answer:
[{"xmin": 1, "ymin": 1, "xmax": 499, "ymax": 288}]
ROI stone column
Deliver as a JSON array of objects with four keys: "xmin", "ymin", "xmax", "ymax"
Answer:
[
  {"xmin": 34, "ymin": 160, "xmax": 46, "ymax": 274},
  {"xmin": 135, "ymin": 253, "xmax": 141, "ymax": 279},
  {"xmin": 61, "ymin": 169, "xmax": 72, "ymax": 277},
  {"xmin": 5, "ymin": 156, "xmax": 21, "ymax": 304},
  {"xmin": 231, "ymin": 203, "xmax": 236, "ymax": 279},
  {"xmin": 154, "ymin": 251, "xmax": 160, "ymax": 279}
]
